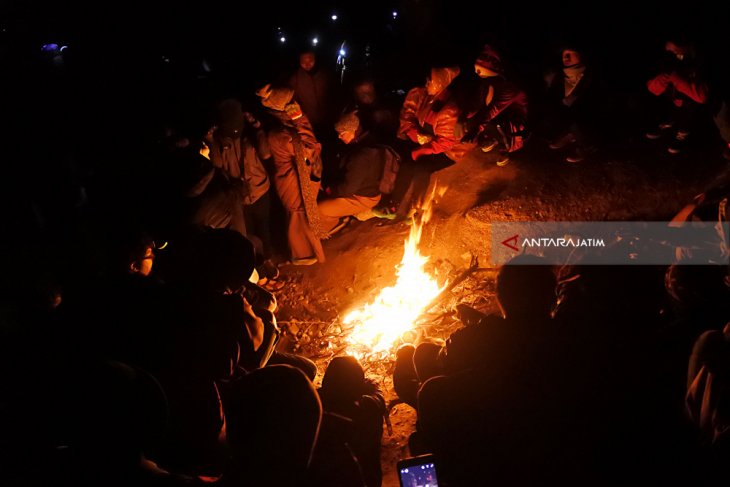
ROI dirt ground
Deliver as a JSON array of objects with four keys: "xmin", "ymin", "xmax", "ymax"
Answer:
[{"xmin": 272, "ymin": 140, "xmax": 729, "ymax": 486}]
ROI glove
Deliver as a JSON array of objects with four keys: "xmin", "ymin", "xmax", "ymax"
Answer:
[{"xmin": 285, "ymin": 102, "xmax": 304, "ymax": 120}]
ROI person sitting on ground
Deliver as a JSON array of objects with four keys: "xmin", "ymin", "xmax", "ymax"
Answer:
[
  {"xmin": 393, "ymin": 254, "xmax": 556, "ymax": 410},
  {"xmin": 646, "ymin": 36, "xmax": 709, "ymax": 154},
  {"xmin": 462, "ymin": 44, "xmax": 529, "ymax": 167},
  {"xmin": 219, "ymin": 365, "xmax": 323, "ymax": 487},
  {"xmin": 392, "ymin": 66, "xmax": 462, "ymax": 220},
  {"xmin": 542, "ymin": 43, "xmax": 598, "ymax": 163},
  {"xmin": 318, "ymin": 111, "xmax": 400, "ymax": 237},
  {"xmin": 206, "ymin": 99, "xmax": 278, "ymax": 281},
  {"xmin": 310, "ymin": 356, "xmax": 386, "ymax": 487},
  {"xmin": 394, "ymin": 255, "xmax": 564, "ymax": 484}
]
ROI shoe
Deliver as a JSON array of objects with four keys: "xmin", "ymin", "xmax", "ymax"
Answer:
[
  {"xmin": 667, "ymin": 145, "xmax": 682, "ymax": 154},
  {"xmin": 668, "ymin": 130, "xmax": 689, "ymax": 154},
  {"xmin": 495, "ymin": 151, "xmax": 510, "ymax": 166},
  {"xmin": 325, "ymin": 216, "xmax": 351, "ymax": 237},
  {"xmin": 548, "ymin": 132, "xmax": 577, "ymax": 149},
  {"xmin": 291, "ymin": 257, "xmax": 318, "ymax": 266},
  {"xmin": 646, "ymin": 122, "xmax": 674, "ymax": 140},
  {"xmin": 372, "ymin": 206, "xmax": 397, "ymax": 220},
  {"xmin": 354, "ymin": 209, "xmax": 376, "ymax": 221},
  {"xmin": 565, "ymin": 147, "xmax": 585, "ymax": 163},
  {"xmin": 479, "ymin": 138, "xmax": 499, "ymax": 153}
]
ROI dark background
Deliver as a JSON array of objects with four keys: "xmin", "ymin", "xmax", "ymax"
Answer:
[{"xmin": 1, "ymin": 0, "xmax": 728, "ymax": 239}]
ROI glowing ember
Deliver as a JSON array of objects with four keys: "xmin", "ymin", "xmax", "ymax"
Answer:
[{"xmin": 344, "ymin": 186, "xmax": 446, "ymax": 357}]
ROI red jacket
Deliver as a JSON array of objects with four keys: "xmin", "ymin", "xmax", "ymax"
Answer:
[
  {"xmin": 398, "ymin": 87, "xmax": 460, "ymax": 158},
  {"xmin": 647, "ymin": 72, "xmax": 708, "ymax": 105}
]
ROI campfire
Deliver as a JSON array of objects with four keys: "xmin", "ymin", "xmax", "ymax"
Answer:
[{"xmin": 344, "ymin": 186, "xmax": 447, "ymax": 359}]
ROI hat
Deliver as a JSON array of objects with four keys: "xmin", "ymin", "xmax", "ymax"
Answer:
[
  {"xmin": 474, "ymin": 45, "xmax": 503, "ymax": 76},
  {"xmin": 334, "ymin": 111, "xmax": 360, "ymax": 134},
  {"xmin": 428, "ymin": 66, "xmax": 461, "ymax": 94},
  {"xmin": 256, "ymin": 84, "xmax": 294, "ymax": 111}
]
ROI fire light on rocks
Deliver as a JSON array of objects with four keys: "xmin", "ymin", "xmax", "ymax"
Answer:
[{"xmin": 344, "ymin": 186, "xmax": 447, "ymax": 358}]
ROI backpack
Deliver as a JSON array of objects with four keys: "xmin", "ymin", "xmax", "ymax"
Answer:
[{"xmin": 378, "ymin": 145, "xmax": 401, "ymax": 195}]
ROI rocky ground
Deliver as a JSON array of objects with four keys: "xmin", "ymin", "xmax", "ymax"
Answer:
[{"xmin": 271, "ymin": 138, "xmax": 729, "ymax": 486}]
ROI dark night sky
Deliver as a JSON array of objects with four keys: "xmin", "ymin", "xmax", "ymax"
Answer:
[{"xmin": 1, "ymin": 0, "xmax": 728, "ymax": 146}]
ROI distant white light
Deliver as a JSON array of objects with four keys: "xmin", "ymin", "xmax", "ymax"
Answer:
[
  {"xmin": 312, "ymin": 37, "xmax": 319, "ymax": 46},
  {"xmin": 339, "ymin": 49, "xmax": 346, "ymax": 56},
  {"xmin": 280, "ymin": 36, "xmax": 286, "ymax": 43},
  {"xmin": 392, "ymin": 11, "xmax": 398, "ymax": 18},
  {"xmin": 331, "ymin": 14, "xmax": 338, "ymax": 21}
]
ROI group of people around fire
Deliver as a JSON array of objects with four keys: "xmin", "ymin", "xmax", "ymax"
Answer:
[
  {"xmin": 2, "ymin": 31, "xmax": 730, "ymax": 487},
  {"xmin": 154, "ymin": 36, "xmax": 729, "ymax": 278}
]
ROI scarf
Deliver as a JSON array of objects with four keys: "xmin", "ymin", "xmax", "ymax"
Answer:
[{"xmin": 563, "ymin": 64, "xmax": 586, "ymax": 97}]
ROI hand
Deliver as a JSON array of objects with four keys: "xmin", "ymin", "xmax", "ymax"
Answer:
[
  {"xmin": 242, "ymin": 297, "xmax": 265, "ymax": 352},
  {"xmin": 243, "ymin": 111, "xmax": 261, "ymax": 129},
  {"xmin": 656, "ymin": 73, "xmax": 672, "ymax": 84},
  {"xmin": 285, "ymin": 102, "xmax": 303, "ymax": 120},
  {"xmin": 199, "ymin": 142, "xmax": 210, "ymax": 160},
  {"xmin": 411, "ymin": 148, "xmax": 426, "ymax": 160},
  {"xmin": 416, "ymin": 133, "xmax": 432, "ymax": 145}
]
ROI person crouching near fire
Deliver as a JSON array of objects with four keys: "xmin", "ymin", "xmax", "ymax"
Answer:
[
  {"xmin": 392, "ymin": 66, "xmax": 462, "ymax": 221},
  {"xmin": 317, "ymin": 111, "xmax": 400, "ymax": 237}
]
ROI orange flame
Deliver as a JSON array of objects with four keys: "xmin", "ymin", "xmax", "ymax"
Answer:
[{"xmin": 344, "ymin": 185, "xmax": 446, "ymax": 358}]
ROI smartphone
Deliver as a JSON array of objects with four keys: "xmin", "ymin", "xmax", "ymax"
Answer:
[{"xmin": 397, "ymin": 453, "xmax": 440, "ymax": 487}]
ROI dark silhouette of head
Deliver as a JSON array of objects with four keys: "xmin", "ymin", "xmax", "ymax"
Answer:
[
  {"xmin": 321, "ymin": 356, "xmax": 366, "ymax": 405},
  {"xmin": 216, "ymin": 98, "xmax": 245, "ymax": 138},
  {"xmin": 496, "ymin": 255, "xmax": 556, "ymax": 319},
  {"xmin": 225, "ymin": 365, "xmax": 322, "ymax": 486},
  {"xmin": 160, "ymin": 227, "xmax": 256, "ymax": 292}
]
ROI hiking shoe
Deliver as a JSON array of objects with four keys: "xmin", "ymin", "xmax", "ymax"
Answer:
[
  {"xmin": 372, "ymin": 206, "xmax": 397, "ymax": 220},
  {"xmin": 495, "ymin": 151, "xmax": 510, "ymax": 166},
  {"xmin": 646, "ymin": 122, "xmax": 674, "ymax": 140},
  {"xmin": 668, "ymin": 130, "xmax": 689, "ymax": 154},
  {"xmin": 291, "ymin": 257, "xmax": 318, "ymax": 266},
  {"xmin": 480, "ymin": 138, "xmax": 499, "ymax": 153},
  {"xmin": 565, "ymin": 147, "xmax": 585, "ymax": 163},
  {"xmin": 549, "ymin": 132, "xmax": 577, "ymax": 149}
]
